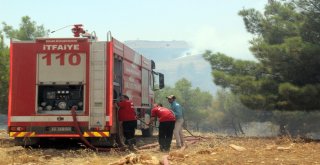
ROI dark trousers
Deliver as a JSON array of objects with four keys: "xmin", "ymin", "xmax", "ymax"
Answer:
[
  {"xmin": 158, "ymin": 121, "xmax": 175, "ymax": 151},
  {"xmin": 122, "ymin": 120, "xmax": 137, "ymax": 145}
]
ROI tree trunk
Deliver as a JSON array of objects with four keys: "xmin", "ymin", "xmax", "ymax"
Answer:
[
  {"xmin": 196, "ymin": 122, "xmax": 200, "ymax": 132},
  {"xmin": 278, "ymin": 113, "xmax": 288, "ymax": 137},
  {"xmin": 279, "ymin": 122, "xmax": 287, "ymax": 136},
  {"xmin": 237, "ymin": 122, "xmax": 245, "ymax": 135},
  {"xmin": 231, "ymin": 117, "xmax": 238, "ymax": 136}
]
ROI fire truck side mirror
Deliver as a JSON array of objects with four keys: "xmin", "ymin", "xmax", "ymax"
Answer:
[
  {"xmin": 159, "ymin": 73, "xmax": 164, "ymax": 89},
  {"xmin": 152, "ymin": 71, "xmax": 164, "ymax": 90},
  {"xmin": 151, "ymin": 60, "xmax": 156, "ymax": 69}
]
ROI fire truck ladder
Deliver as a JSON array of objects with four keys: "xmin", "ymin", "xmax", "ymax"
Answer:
[{"xmin": 89, "ymin": 42, "xmax": 107, "ymax": 130}]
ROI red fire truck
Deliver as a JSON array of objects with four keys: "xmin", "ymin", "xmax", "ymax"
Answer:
[{"xmin": 8, "ymin": 25, "xmax": 164, "ymax": 146}]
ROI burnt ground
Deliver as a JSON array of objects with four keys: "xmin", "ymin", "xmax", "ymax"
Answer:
[{"xmin": 0, "ymin": 130, "xmax": 320, "ymax": 165}]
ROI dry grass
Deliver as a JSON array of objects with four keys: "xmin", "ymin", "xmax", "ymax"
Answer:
[{"xmin": 0, "ymin": 130, "xmax": 319, "ymax": 165}]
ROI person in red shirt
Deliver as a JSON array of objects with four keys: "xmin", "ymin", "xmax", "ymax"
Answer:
[
  {"xmin": 117, "ymin": 95, "xmax": 137, "ymax": 149},
  {"xmin": 149, "ymin": 103, "xmax": 176, "ymax": 152}
]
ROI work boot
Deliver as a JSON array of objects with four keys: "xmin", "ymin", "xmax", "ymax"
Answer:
[
  {"xmin": 127, "ymin": 138, "xmax": 138, "ymax": 152},
  {"xmin": 129, "ymin": 145, "xmax": 138, "ymax": 152},
  {"xmin": 159, "ymin": 146, "xmax": 165, "ymax": 152}
]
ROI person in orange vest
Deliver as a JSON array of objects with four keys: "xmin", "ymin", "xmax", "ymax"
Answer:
[
  {"xmin": 149, "ymin": 103, "xmax": 176, "ymax": 152},
  {"xmin": 117, "ymin": 95, "xmax": 137, "ymax": 150}
]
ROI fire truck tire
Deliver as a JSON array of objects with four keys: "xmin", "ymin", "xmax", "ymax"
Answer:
[
  {"xmin": 14, "ymin": 137, "xmax": 39, "ymax": 146},
  {"xmin": 88, "ymin": 137, "xmax": 114, "ymax": 147},
  {"xmin": 141, "ymin": 127, "xmax": 153, "ymax": 137}
]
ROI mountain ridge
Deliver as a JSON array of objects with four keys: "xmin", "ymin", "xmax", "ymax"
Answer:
[{"xmin": 125, "ymin": 40, "xmax": 217, "ymax": 95}]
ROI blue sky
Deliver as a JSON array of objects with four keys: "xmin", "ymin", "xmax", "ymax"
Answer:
[{"xmin": 1, "ymin": 0, "xmax": 266, "ymax": 60}]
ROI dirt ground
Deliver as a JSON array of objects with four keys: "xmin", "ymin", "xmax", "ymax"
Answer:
[{"xmin": 0, "ymin": 130, "xmax": 319, "ymax": 165}]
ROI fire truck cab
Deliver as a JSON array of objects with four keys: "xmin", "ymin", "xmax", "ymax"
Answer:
[{"xmin": 8, "ymin": 25, "xmax": 164, "ymax": 146}]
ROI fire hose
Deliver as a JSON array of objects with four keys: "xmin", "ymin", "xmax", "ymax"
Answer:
[
  {"xmin": 71, "ymin": 107, "xmax": 124, "ymax": 152},
  {"xmin": 72, "ymin": 106, "xmax": 203, "ymax": 152},
  {"xmin": 137, "ymin": 118, "xmax": 158, "ymax": 128},
  {"xmin": 138, "ymin": 118, "xmax": 197, "ymax": 138}
]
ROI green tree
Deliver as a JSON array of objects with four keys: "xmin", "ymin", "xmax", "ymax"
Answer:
[
  {"xmin": 203, "ymin": 0, "xmax": 320, "ymax": 135},
  {"xmin": 0, "ymin": 16, "xmax": 49, "ymax": 114},
  {"xmin": 203, "ymin": 89, "xmax": 263, "ymax": 135},
  {"xmin": 155, "ymin": 78, "xmax": 213, "ymax": 131},
  {"xmin": 204, "ymin": 1, "xmax": 320, "ymax": 112},
  {"xmin": 0, "ymin": 32, "xmax": 9, "ymax": 114},
  {"xmin": 293, "ymin": 0, "xmax": 320, "ymax": 44},
  {"xmin": 2, "ymin": 16, "xmax": 49, "ymax": 40}
]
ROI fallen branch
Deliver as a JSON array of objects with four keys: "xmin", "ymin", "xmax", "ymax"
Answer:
[
  {"xmin": 138, "ymin": 142, "xmax": 159, "ymax": 150},
  {"xmin": 229, "ymin": 144, "xmax": 246, "ymax": 151}
]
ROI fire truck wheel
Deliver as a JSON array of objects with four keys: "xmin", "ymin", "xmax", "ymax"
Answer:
[
  {"xmin": 141, "ymin": 127, "xmax": 153, "ymax": 137},
  {"xmin": 89, "ymin": 137, "xmax": 114, "ymax": 147},
  {"xmin": 14, "ymin": 137, "xmax": 39, "ymax": 146}
]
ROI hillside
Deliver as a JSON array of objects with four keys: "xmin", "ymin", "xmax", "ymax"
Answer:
[
  {"xmin": 125, "ymin": 40, "xmax": 217, "ymax": 95},
  {"xmin": 157, "ymin": 54, "xmax": 217, "ymax": 94},
  {"xmin": 125, "ymin": 40, "xmax": 191, "ymax": 62}
]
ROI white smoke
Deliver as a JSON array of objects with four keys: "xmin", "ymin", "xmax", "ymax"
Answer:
[{"xmin": 186, "ymin": 25, "xmax": 256, "ymax": 60}]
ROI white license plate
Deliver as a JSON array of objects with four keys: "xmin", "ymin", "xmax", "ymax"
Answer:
[{"xmin": 49, "ymin": 127, "xmax": 72, "ymax": 132}]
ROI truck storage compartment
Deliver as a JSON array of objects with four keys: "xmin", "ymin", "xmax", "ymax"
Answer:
[{"xmin": 37, "ymin": 84, "xmax": 84, "ymax": 113}]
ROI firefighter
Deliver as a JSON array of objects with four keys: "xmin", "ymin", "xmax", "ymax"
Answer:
[
  {"xmin": 117, "ymin": 95, "xmax": 137, "ymax": 150},
  {"xmin": 149, "ymin": 103, "xmax": 176, "ymax": 152},
  {"xmin": 166, "ymin": 95, "xmax": 185, "ymax": 148}
]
